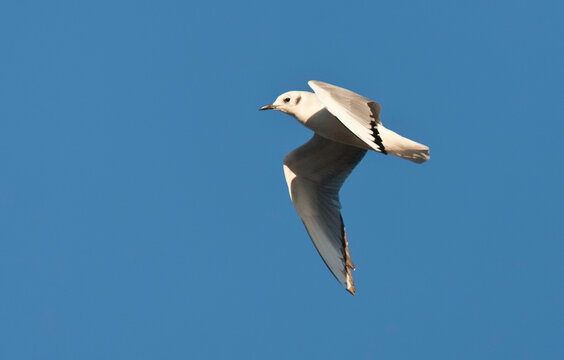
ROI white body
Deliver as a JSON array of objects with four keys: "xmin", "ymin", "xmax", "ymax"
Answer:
[{"xmin": 270, "ymin": 82, "xmax": 429, "ymax": 163}]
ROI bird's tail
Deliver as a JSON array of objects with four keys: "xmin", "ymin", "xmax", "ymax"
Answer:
[{"xmin": 379, "ymin": 125, "xmax": 430, "ymax": 164}]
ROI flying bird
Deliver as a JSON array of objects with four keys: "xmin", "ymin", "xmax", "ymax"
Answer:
[{"xmin": 260, "ymin": 80, "xmax": 429, "ymax": 295}]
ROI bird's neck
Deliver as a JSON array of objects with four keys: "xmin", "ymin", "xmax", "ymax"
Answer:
[{"xmin": 291, "ymin": 92, "xmax": 325, "ymax": 124}]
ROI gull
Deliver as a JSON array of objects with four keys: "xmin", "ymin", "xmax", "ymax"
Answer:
[{"xmin": 260, "ymin": 80, "xmax": 429, "ymax": 295}]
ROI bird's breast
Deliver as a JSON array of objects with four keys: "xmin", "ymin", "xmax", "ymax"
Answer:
[{"xmin": 303, "ymin": 108, "xmax": 371, "ymax": 150}]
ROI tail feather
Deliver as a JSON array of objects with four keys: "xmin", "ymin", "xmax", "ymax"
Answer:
[{"xmin": 379, "ymin": 125, "xmax": 430, "ymax": 164}]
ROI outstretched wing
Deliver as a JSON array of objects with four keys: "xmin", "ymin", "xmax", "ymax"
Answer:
[
  {"xmin": 283, "ymin": 134, "xmax": 367, "ymax": 295},
  {"xmin": 309, "ymin": 80, "xmax": 430, "ymax": 163}
]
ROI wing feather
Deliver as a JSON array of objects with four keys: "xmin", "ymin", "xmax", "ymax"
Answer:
[
  {"xmin": 283, "ymin": 134, "xmax": 366, "ymax": 294},
  {"xmin": 309, "ymin": 80, "xmax": 430, "ymax": 163}
]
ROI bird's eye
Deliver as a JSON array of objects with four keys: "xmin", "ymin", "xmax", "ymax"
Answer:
[{"xmin": 284, "ymin": 97, "xmax": 291, "ymax": 103}]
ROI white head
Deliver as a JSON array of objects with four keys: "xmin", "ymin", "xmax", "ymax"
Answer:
[{"xmin": 259, "ymin": 91, "xmax": 323, "ymax": 122}]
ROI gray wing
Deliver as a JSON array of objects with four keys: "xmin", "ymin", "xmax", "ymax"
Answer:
[
  {"xmin": 283, "ymin": 134, "xmax": 367, "ymax": 295},
  {"xmin": 309, "ymin": 80, "xmax": 430, "ymax": 163}
]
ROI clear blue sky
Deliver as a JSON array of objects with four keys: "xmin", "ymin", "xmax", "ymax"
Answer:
[{"xmin": 1, "ymin": 0, "xmax": 562, "ymax": 359}]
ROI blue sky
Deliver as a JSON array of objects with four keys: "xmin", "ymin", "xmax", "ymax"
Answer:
[{"xmin": 1, "ymin": 0, "xmax": 563, "ymax": 359}]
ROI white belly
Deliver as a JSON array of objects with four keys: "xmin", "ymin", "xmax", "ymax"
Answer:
[{"xmin": 303, "ymin": 108, "xmax": 371, "ymax": 150}]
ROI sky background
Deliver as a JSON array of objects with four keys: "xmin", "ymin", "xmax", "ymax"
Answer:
[{"xmin": 1, "ymin": 0, "xmax": 563, "ymax": 359}]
